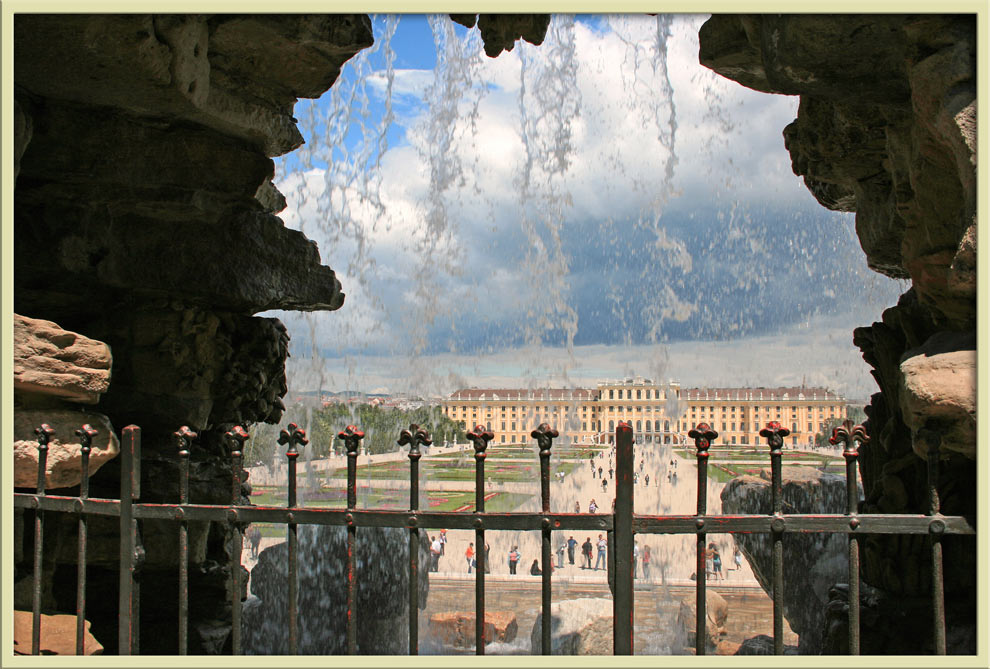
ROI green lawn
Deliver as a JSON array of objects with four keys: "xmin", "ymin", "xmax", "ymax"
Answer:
[
  {"xmin": 243, "ymin": 488, "xmax": 531, "ymax": 538},
  {"xmin": 322, "ymin": 454, "xmax": 584, "ymax": 484}
]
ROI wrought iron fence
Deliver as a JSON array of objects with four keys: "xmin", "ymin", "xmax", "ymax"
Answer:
[{"xmin": 13, "ymin": 418, "xmax": 975, "ymax": 655}]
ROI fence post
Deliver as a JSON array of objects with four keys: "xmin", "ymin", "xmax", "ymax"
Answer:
[
  {"xmin": 831, "ymin": 419, "xmax": 866, "ymax": 655},
  {"xmin": 337, "ymin": 425, "xmax": 362, "ymax": 655},
  {"xmin": 466, "ymin": 425, "xmax": 493, "ymax": 654},
  {"xmin": 279, "ymin": 423, "xmax": 307, "ymax": 654},
  {"xmin": 532, "ymin": 423, "xmax": 558, "ymax": 655},
  {"xmin": 399, "ymin": 424, "xmax": 429, "ymax": 654},
  {"xmin": 118, "ymin": 425, "xmax": 141, "ymax": 655},
  {"xmin": 174, "ymin": 426, "xmax": 196, "ymax": 655},
  {"xmin": 613, "ymin": 421, "xmax": 634, "ymax": 655},
  {"xmin": 688, "ymin": 422, "xmax": 717, "ymax": 656},
  {"xmin": 760, "ymin": 421, "xmax": 789, "ymax": 655},
  {"xmin": 75, "ymin": 424, "xmax": 97, "ymax": 656},
  {"xmin": 922, "ymin": 428, "xmax": 947, "ymax": 655},
  {"xmin": 226, "ymin": 426, "xmax": 250, "ymax": 655},
  {"xmin": 32, "ymin": 424, "xmax": 54, "ymax": 655}
]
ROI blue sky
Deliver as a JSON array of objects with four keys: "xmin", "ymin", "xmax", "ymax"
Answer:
[{"xmin": 265, "ymin": 14, "xmax": 904, "ymax": 400}]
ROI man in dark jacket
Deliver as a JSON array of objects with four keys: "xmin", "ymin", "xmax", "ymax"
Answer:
[{"xmin": 581, "ymin": 537, "xmax": 593, "ymax": 569}]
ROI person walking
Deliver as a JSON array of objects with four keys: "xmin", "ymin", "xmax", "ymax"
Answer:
[
  {"xmin": 705, "ymin": 542, "xmax": 715, "ymax": 582},
  {"xmin": 567, "ymin": 536, "xmax": 578, "ymax": 565},
  {"xmin": 598, "ymin": 466, "xmax": 603, "ymax": 479},
  {"xmin": 574, "ymin": 501, "xmax": 581, "ymax": 514},
  {"xmin": 733, "ymin": 547, "xmax": 743, "ymax": 573},
  {"xmin": 581, "ymin": 537, "xmax": 593, "ymax": 569},
  {"xmin": 644, "ymin": 473, "xmax": 650, "ymax": 487},
  {"xmin": 608, "ymin": 467, "xmax": 613, "ymax": 479},
  {"xmin": 642, "ymin": 545, "xmax": 652, "ymax": 579},
  {"xmin": 632, "ymin": 541, "xmax": 639, "ymax": 579},
  {"xmin": 485, "ymin": 542, "xmax": 491, "ymax": 573},
  {"xmin": 439, "ymin": 529, "xmax": 447, "ymax": 556},
  {"xmin": 466, "ymin": 542, "xmax": 475, "ymax": 574},
  {"xmin": 508, "ymin": 546, "xmax": 521, "ymax": 575},
  {"xmin": 595, "ymin": 534, "xmax": 607, "ymax": 570},
  {"xmin": 557, "ymin": 540, "xmax": 566, "ymax": 568},
  {"xmin": 713, "ymin": 547, "xmax": 723, "ymax": 581},
  {"xmin": 430, "ymin": 535, "xmax": 442, "ymax": 572},
  {"xmin": 589, "ymin": 498, "xmax": 598, "ymax": 514},
  {"xmin": 602, "ymin": 478, "xmax": 608, "ymax": 492},
  {"xmin": 247, "ymin": 525, "xmax": 262, "ymax": 559}
]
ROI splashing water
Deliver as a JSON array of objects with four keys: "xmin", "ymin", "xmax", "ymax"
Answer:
[{"xmin": 243, "ymin": 12, "xmax": 905, "ymax": 654}]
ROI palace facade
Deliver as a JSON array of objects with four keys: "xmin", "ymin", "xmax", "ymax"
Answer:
[{"xmin": 442, "ymin": 376, "xmax": 847, "ymax": 448}]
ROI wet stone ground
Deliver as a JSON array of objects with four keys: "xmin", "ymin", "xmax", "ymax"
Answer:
[{"xmin": 419, "ymin": 577, "xmax": 797, "ymax": 654}]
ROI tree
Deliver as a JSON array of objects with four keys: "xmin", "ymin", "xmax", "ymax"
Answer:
[{"xmin": 814, "ymin": 417, "xmax": 845, "ymax": 449}]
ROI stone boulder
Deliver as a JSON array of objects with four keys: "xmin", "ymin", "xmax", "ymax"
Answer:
[
  {"xmin": 428, "ymin": 610, "xmax": 517, "ymax": 648},
  {"xmin": 14, "ymin": 409, "xmax": 119, "ymax": 489},
  {"xmin": 448, "ymin": 14, "xmax": 552, "ymax": 58},
  {"xmin": 14, "ymin": 314, "xmax": 111, "ymax": 405},
  {"xmin": 530, "ymin": 597, "xmax": 613, "ymax": 655},
  {"xmin": 675, "ymin": 589, "xmax": 729, "ymax": 652},
  {"xmin": 734, "ymin": 634, "xmax": 799, "ymax": 655},
  {"xmin": 721, "ymin": 467, "xmax": 852, "ymax": 655},
  {"xmin": 13, "ymin": 611, "xmax": 103, "ymax": 655},
  {"xmin": 241, "ymin": 526, "xmax": 430, "ymax": 654},
  {"xmin": 898, "ymin": 331, "xmax": 976, "ymax": 459}
]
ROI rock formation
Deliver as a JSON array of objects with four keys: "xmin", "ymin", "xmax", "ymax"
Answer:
[
  {"xmin": 700, "ymin": 14, "xmax": 977, "ymax": 654},
  {"xmin": 240, "ymin": 526, "xmax": 430, "ymax": 654},
  {"xmin": 12, "ymin": 13, "xmax": 373, "ymax": 654},
  {"xmin": 721, "ymin": 467, "xmax": 850, "ymax": 654},
  {"xmin": 428, "ymin": 611, "xmax": 518, "ymax": 648},
  {"xmin": 675, "ymin": 588, "xmax": 729, "ymax": 652},
  {"xmin": 530, "ymin": 597, "xmax": 614, "ymax": 655}
]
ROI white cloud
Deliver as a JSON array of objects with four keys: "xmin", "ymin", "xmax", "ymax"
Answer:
[{"xmin": 269, "ymin": 14, "xmax": 902, "ymax": 396}]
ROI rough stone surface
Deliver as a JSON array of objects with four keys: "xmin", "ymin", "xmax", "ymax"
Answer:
[
  {"xmin": 13, "ymin": 611, "xmax": 104, "ymax": 655},
  {"xmin": 428, "ymin": 610, "xmax": 517, "ymax": 647},
  {"xmin": 700, "ymin": 14, "xmax": 976, "ymax": 656},
  {"xmin": 734, "ymin": 634, "xmax": 799, "ymax": 655},
  {"xmin": 675, "ymin": 588, "xmax": 729, "ymax": 652},
  {"xmin": 821, "ymin": 581, "xmax": 976, "ymax": 655},
  {"xmin": 721, "ymin": 468, "xmax": 850, "ymax": 654},
  {"xmin": 898, "ymin": 331, "xmax": 976, "ymax": 459},
  {"xmin": 13, "ymin": 13, "xmax": 375, "ymax": 655},
  {"xmin": 14, "ymin": 409, "xmax": 119, "ymax": 489},
  {"xmin": 14, "ymin": 314, "xmax": 112, "ymax": 405},
  {"xmin": 530, "ymin": 597, "xmax": 613, "ymax": 655},
  {"xmin": 448, "ymin": 14, "xmax": 551, "ymax": 57},
  {"xmin": 241, "ymin": 526, "xmax": 431, "ymax": 654}
]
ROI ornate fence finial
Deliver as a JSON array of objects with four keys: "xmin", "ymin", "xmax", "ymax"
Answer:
[
  {"xmin": 467, "ymin": 424, "xmax": 494, "ymax": 457},
  {"xmin": 688, "ymin": 422, "xmax": 718, "ymax": 456},
  {"xmin": 830, "ymin": 418, "xmax": 869, "ymax": 455},
  {"xmin": 759, "ymin": 421, "xmax": 789, "ymax": 453},
  {"xmin": 337, "ymin": 424, "xmax": 364, "ymax": 456},
  {"xmin": 174, "ymin": 426, "xmax": 198, "ymax": 454},
  {"xmin": 225, "ymin": 425, "xmax": 250, "ymax": 455},
  {"xmin": 531, "ymin": 423, "xmax": 558, "ymax": 455},
  {"xmin": 74, "ymin": 424, "xmax": 98, "ymax": 452},
  {"xmin": 35, "ymin": 423, "xmax": 55, "ymax": 448},
  {"xmin": 279, "ymin": 422, "xmax": 308, "ymax": 456}
]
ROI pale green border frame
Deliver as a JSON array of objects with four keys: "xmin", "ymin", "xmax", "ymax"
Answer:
[{"xmin": 1, "ymin": 2, "xmax": 986, "ymax": 668}]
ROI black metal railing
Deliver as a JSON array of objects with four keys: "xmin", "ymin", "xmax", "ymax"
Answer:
[{"xmin": 12, "ymin": 417, "xmax": 975, "ymax": 656}]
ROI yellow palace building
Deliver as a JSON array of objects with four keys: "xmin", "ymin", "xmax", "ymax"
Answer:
[{"xmin": 442, "ymin": 376, "xmax": 847, "ymax": 448}]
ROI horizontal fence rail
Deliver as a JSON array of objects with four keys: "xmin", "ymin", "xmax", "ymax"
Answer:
[{"xmin": 14, "ymin": 418, "xmax": 975, "ymax": 656}]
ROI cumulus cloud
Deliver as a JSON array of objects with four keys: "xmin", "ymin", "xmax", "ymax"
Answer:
[{"xmin": 266, "ymin": 13, "xmax": 902, "ymax": 397}]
